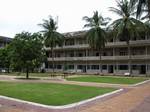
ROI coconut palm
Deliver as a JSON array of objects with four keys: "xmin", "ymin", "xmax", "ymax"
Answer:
[
  {"xmin": 109, "ymin": 0, "xmax": 145, "ymax": 75},
  {"xmin": 130, "ymin": 0, "xmax": 150, "ymax": 19},
  {"xmin": 39, "ymin": 16, "xmax": 64, "ymax": 74},
  {"xmin": 83, "ymin": 11, "xmax": 110, "ymax": 74}
]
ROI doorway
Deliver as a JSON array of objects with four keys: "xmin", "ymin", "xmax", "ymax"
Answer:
[
  {"xmin": 82, "ymin": 65, "xmax": 87, "ymax": 73},
  {"xmin": 140, "ymin": 65, "xmax": 146, "ymax": 74},
  {"xmin": 108, "ymin": 65, "xmax": 114, "ymax": 73}
]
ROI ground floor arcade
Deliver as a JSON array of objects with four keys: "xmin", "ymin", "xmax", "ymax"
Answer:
[{"xmin": 45, "ymin": 61, "xmax": 150, "ymax": 75}]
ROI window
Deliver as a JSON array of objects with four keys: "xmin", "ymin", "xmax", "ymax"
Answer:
[
  {"xmin": 120, "ymin": 51, "xmax": 127, "ymax": 56},
  {"xmin": 102, "ymin": 65, "xmax": 107, "ymax": 70},
  {"xmin": 57, "ymin": 65, "xmax": 62, "ymax": 69},
  {"xmin": 69, "ymin": 53, "xmax": 74, "ymax": 57},
  {"xmin": 91, "ymin": 65, "xmax": 99, "ymax": 70},
  {"xmin": 132, "ymin": 65, "xmax": 137, "ymax": 70},
  {"xmin": 49, "ymin": 64, "xmax": 53, "ymax": 69},
  {"xmin": 96, "ymin": 52, "xmax": 99, "ymax": 56},
  {"xmin": 103, "ymin": 52, "xmax": 107, "ymax": 56},
  {"xmin": 119, "ymin": 65, "xmax": 128, "ymax": 70},
  {"xmin": 78, "ymin": 53, "xmax": 83, "ymax": 57},
  {"xmin": 56, "ymin": 53, "xmax": 61, "ymax": 57},
  {"xmin": 87, "ymin": 65, "xmax": 91, "ymax": 69},
  {"xmin": 68, "ymin": 65, "xmax": 74, "ymax": 69},
  {"xmin": 77, "ymin": 65, "xmax": 83, "ymax": 69}
]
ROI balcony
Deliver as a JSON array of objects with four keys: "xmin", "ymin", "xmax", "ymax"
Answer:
[
  {"xmin": 45, "ymin": 39, "xmax": 150, "ymax": 50},
  {"xmin": 47, "ymin": 55, "xmax": 150, "ymax": 62}
]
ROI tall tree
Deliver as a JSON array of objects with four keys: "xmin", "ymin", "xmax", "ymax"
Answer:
[
  {"xmin": 83, "ymin": 11, "xmax": 110, "ymax": 74},
  {"xmin": 130, "ymin": 0, "xmax": 150, "ymax": 19},
  {"xmin": 10, "ymin": 32, "xmax": 45, "ymax": 79},
  {"xmin": 109, "ymin": 0, "xmax": 145, "ymax": 75},
  {"xmin": 39, "ymin": 16, "xmax": 64, "ymax": 74}
]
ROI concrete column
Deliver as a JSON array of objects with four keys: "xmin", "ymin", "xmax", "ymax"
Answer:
[
  {"xmin": 146, "ymin": 46, "xmax": 148, "ymax": 75},
  {"xmin": 113, "ymin": 48, "xmax": 116, "ymax": 74},
  {"xmin": 75, "ymin": 64, "xmax": 77, "ymax": 72},
  {"xmin": 86, "ymin": 49, "xmax": 88, "ymax": 73}
]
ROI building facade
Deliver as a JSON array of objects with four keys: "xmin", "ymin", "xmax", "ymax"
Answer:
[
  {"xmin": 0, "ymin": 36, "xmax": 12, "ymax": 48},
  {"xmin": 45, "ymin": 31, "xmax": 150, "ymax": 75}
]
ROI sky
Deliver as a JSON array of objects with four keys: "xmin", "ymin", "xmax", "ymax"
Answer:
[{"xmin": 0, "ymin": 0, "xmax": 119, "ymax": 38}]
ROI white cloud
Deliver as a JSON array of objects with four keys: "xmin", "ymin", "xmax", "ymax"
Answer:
[{"xmin": 0, "ymin": 0, "xmax": 118, "ymax": 37}]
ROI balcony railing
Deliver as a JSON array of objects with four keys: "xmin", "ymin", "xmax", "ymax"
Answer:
[
  {"xmin": 45, "ymin": 39, "xmax": 150, "ymax": 50},
  {"xmin": 47, "ymin": 55, "xmax": 150, "ymax": 61}
]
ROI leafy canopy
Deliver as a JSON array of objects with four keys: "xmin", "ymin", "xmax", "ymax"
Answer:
[
  {"xmin": 9, "ymin": 32, "xmax": 46, "ymax": 74},
  {"xmin": 109, "ymin": 0, "xmax": 145, "ymax": 43},
  {"xmin": 83, "ymin": 11, "xmax": 110, "ymax": 50}
]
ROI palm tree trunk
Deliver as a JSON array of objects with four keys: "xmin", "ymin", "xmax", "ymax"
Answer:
[
  {"xmin": 51, "ymin": 47, "xmax": 55, "ymax": 75},
  {"xmin": 128, "ymin": 43, "xmax": 132, "ymax": 76},
  {"xmin": 99, "ymin": 49, "xmax": 103, "ymax": 75}
]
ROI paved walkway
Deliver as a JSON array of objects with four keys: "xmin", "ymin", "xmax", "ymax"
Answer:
[
  {"xmin": 0, "ymin": 75, "xmax": 133, "ymax": 88},
  {"xmin": 0, "ymin": 75, "xmax": 150, "ymax": 112}
]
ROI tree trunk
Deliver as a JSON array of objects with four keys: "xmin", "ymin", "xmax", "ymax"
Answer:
[
  {"xmin": 51, "ymin": 47, "xmax": 55, "ymax": 76},
  {"xmin": 99, "ymin": 49, "xmax": 103, "ymax": 75},
  {"xmin": 128, "ymin": 43, "xmax": 132, "ymax": 76},
  {"xmin": 26, "ymin": 67, "xmax": 29, "ymax": 79},
  {"xmin": 7, "ymin": 67, "xmax": 10, "ymax": 73}
]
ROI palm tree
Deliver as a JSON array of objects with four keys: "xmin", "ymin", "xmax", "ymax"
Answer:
[
  {"xmin": 83, "ymin": 11, "xmax": 110, "ymax": 74},
  {"xmin": 39, "ymin": 16, "xmax": 64, "ymax": 74},
  {"xmin": 109, "ymin": 0, "xmax": 145, "ymax": 75},
  {"xmin": 130, "ymin": 0, "xmax": 150, "ymax": 19}
]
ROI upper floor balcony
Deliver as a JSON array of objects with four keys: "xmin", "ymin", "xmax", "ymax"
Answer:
[
  {"xmin": 45, "ymin": 39, "xmax": 150, "ymax": 51},
  {"xmin": 47, "ymin": 55, "xmax": 150, "ymax": 62}
]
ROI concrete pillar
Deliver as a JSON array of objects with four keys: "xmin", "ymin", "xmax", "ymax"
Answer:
[
  {"xmin": 146, "ymin": 46, "xmax": 148, "ymax": 75},
  {"xmin": 86, "ymin": 49, "xmax": 88, "ymax": 73},
  {"xmin": 75, "ymin": 64, "xmax": 77, "ymax": 72}
]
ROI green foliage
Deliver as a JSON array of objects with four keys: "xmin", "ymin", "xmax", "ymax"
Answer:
[
  {"xmin": 39, "ymin": 16, "xmax": 64, "ymax": 73},
  {"xmin": 83, "ymin": 11, "xmax": 110, "ymax": 50},
  {"xmin": 109, "ymin": 0, "xmax": 145, "ymax": 75},
  {"xmin": 130, "ymin": 0, "xmax": 150, "ymax": 19},
  {"xmin": 9, "ymin": 32, "xmax": 46, "ymax": 78},
  {"xmin": 83, "ymin": 11, "xmax": 110, "ymax": 73},
  {"xmin": 0, "ymin": 46, "xmax": 11, "ymax": 72},
  {"xmin": 109, "ymin": 0, "xmax": 145, "ymax": 43}
]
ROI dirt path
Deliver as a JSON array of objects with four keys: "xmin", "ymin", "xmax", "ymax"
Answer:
[{"xmin": 0, "ymin": 75, "xmax": 150, "ymax": 112}]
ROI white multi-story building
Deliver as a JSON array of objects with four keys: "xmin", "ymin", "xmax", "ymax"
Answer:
[{"xmin": 45, "ymin": 31, "xmax": 150, "ymax": 75}]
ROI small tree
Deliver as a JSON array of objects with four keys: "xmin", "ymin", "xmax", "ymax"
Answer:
[{"xmin": 10, "ymin": 32, "xmax": 45, "ymax": 79}]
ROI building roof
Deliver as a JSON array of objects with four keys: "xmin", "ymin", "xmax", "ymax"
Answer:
[
  {"xmin": 63, "ymin": 30, "xmax": 87, "ymax": 38},
  {"xmin": 0, "ymin": 36, "xmax": 12, "ymax": 42}
]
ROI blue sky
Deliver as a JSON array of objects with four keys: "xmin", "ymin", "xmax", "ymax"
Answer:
[{"xmin": 0, "ymin": 0, "xmax": 118, "ymax": 38}]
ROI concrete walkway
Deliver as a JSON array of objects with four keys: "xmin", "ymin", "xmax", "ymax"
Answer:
[
  {"xmin": 0, "ymin": 75, "xmax": 150, "ymax": 112},
  {"xmin": 0, "ymin": 75, "xmax": 133, "ymax": 88}
]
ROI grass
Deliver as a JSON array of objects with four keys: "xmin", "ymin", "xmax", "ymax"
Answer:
[
  {"xmin": 67, "ymin": 76, "xmax": 149, "ymax": 84},
  {"xmin": 0, "ymin": 82, "xmax": 116, "ymax": 106}
]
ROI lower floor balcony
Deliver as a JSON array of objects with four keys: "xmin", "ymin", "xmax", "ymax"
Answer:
[{"xmin": 47, "ymin": 55, "xmax": 150, "ymax": 62}]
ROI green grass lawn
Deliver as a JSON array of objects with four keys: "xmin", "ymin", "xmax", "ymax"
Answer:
[
  {"xmin": 67, "ymin": 76, "xmax": 148, "ymax": 84},
  {"xmin": 0, "ymin": 82, "xmax": 115, "ymax": 106}
]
